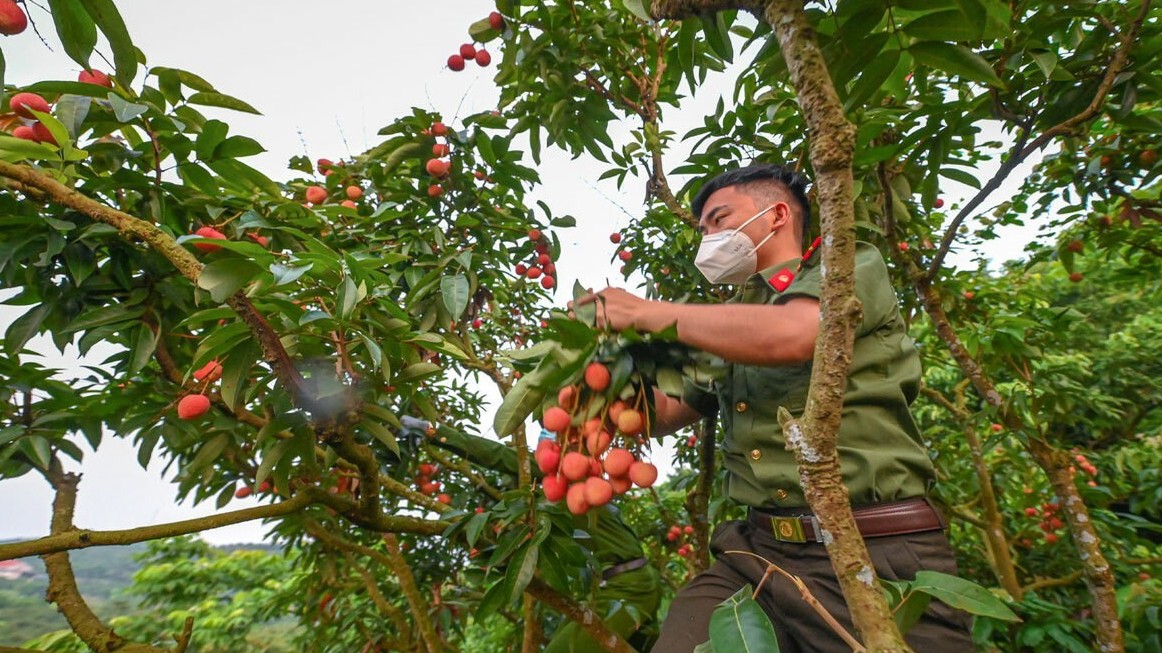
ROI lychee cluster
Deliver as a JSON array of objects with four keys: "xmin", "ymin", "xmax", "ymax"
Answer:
[
  {"xmin": 666, "ymin": 523, "xmax": 696, "ymax": 557},
  {"xmin": 176, "ymin": 360, "xmax": 223, "ymax": 420},
  {"xmin": 415, "ymin": 462, "xmax": 452, "ymax": 504},
  {"xmin": 423, "ymin": 120, "xmax": 452, "ymax": 198},
  {"xmin": 533, "ymin": 362, "xmax": 658, "ymax": 515},
  {"xmin": 446, "ymin": 13, "xmax": 504, "ymax": 71},
  {"xmin": 514, "ymin": 229, "xmax": 558, "ymax": 290}
]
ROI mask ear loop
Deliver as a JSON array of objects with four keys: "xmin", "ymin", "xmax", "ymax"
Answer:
[{"xmin": 731, "ymin": 204, "xmax": 777, "ymax": 234}]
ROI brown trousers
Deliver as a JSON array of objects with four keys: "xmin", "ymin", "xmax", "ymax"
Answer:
[{"xmin": 651, "ymin": 519, "xmax": 975, "ymax": 653}]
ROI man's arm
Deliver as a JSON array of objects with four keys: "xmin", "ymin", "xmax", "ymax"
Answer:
[
  {"xmin": 651, "ymin": 388, "xmax": 704, "ymax": 438},
  {"xmin": 579, "ymin": 288, "xmax": 819, "ymax": 367}
]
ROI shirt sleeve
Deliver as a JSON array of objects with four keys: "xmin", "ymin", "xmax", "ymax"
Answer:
[{"xmin": 774, "ymin": 242, "xmax": 897, "ymax": 337}]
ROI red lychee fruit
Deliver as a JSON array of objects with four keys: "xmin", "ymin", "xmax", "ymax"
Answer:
[
  {"xmin": 475, "ymin": 50, "xmax": 492, "ymax": 67},
  {"xmin": 305, "ymin": 186, "xmax": 328, "ymax": 205},
  {"xmin": 177, "ymin": 394, "xmax": 211, "ymax": 420},
  {"xmin": 566, "ymin": 482, "xmax": 589, "ymax": 515},
  {"xmin": 542, "ymin": 474, "xmax": 568, "ymax": 502},
  {"xmin": 447, "ymin": 54, "xmax": 466, "ymax": 71},
  {"xmin": 561, "ymin": 452, "xmax": 590, "ymax": 482},
  {"xmin": 192, "ymin": 226, "xmax": 227, "ymax": 253},
  {"xmin": 345, "ymin": 185, "xmax": 363, "ymax": 200},
  {"xmin": 9, "ymin": 93, "xmax": 49, "ymax": 119},
  {"xmin": 543, "ymin": 406, "xmax": 571, "ymax": 433},
  {"xmin": 193, "ymin": 360, "xmax": 223, "ymax": 383},
  {"xmin": 488, "ymin": 11, "xmax": 504, "ymax": 30},
  {"xmin": 584, "ymin": 477, "xmax": 613, "ymax": 507},
  {"xmin": 425, "ymin": 158, "xmax": 450, "ymax": 177},
  {"xmin": 459, "ymin": 43, "xmax": 477, "ymax": 59},
  {"xmin": 629, "ymin": 461, "xmax": 658, "ymax": 488},
  {"xmin": 617, "ymin": 409, "xmax": 643, "ymax": 436},
  {"xmin": 0, "ymin": 0, "xmax": 29, "ymax": 35},
  {"xmin": 78, "ymin": 69, "xmax": 113, "ymax": 87},
  {"xmin": 584, "ymin": 362, "xmax": 611, "ymax": 392},
  {"xmin": 603, "ymin": 448, "xmax": 634, "ymax": 478}
]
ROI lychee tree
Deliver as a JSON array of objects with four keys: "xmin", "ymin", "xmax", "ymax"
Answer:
[{"xmin": 2, "ymin": 0, "xmax": 1162, "ymax": 652}]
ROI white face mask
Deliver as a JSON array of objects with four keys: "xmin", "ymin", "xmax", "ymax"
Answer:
[{"xmin": 694, "ymin": 204, "xmax": 778, "ymax": 284}]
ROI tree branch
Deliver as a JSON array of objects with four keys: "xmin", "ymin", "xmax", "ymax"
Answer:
[
  {"xmin": 1, "ymin": 492, "xmax": 312, "ymax": 561},
  {"xmin": 525, "ymin": 578, "xmax": 637, "ymax": 653}
]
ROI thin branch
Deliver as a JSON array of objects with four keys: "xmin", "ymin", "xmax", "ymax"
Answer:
[
  {"xmin": 926, "ymin": 0, "xmax": 1151, "ymax": 281},
  {"xmin": 0, "ymin": 493, "xmax": 312, "ymax": 561},
  {"xmin": 525, "ymin": 578, "xmax": 637, "ymax": 653}
]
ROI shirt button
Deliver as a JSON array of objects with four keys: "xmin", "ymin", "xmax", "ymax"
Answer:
[
  {"xmin": 735, "ymin": 401, "xmax": 748, "ymax": 413},
  {"xmin": 775, "ymin": 489, "xmax": 788, "ymax": 500},
  {"xmin": 750, "ymin": 449, "xmax": 762, "ymax": 461}
]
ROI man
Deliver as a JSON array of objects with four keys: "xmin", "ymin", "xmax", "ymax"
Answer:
[
  {"xmin": 400, "ymin": 417, "xmax": 661, "ymax": 652},
  {"xmin": 576, "ymin": 164, "xmax": 973, "ymax": 652}
]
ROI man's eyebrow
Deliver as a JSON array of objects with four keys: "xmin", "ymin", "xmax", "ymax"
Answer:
[{"xmin": 700, "ymin": 204, "xmax": 728, "ymax": 227}]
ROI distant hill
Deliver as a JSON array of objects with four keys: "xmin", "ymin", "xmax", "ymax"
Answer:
[{"xmin": 0, "ymin": 540, "xmax": 274, "ymax": 647}]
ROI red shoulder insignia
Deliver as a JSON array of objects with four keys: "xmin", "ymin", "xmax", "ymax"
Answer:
[{"xmin": 768, "ymin": 268, "xmax": 795, "ymax": 292}]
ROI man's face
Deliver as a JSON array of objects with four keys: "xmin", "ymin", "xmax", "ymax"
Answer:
[{"xmin": 697, "ymin": 185, "xmax": 788, "ymax": 241}]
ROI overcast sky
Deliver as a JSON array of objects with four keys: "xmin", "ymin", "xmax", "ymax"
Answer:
[{"xmin": 0, "ymin": 2, "xmax": 1039, "ymax": 546}]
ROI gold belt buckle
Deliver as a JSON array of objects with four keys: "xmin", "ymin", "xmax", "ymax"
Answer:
[{"xmin": 771, "ymin": 516, "xmax": 806, "ymax": 543}]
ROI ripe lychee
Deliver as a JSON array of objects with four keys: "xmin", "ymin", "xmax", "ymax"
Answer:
[
  {"xmin": 193, "ymin": 360, "xmax": 223, "ymax": 383},
  {"xmin": 561, "ymin": 452, "xmax": 590, "ymax": 481},
  {"xmin": 177, "ymin": 394, "xmax": 211, "ymax": 420},
  {"xmin": 535, "ymin": 440, "xmax": 561, "ymax": 475},
  {"xmin": 234, "ymin": 486, "xmax": 252, "ymax": 499},
  {"xmin": 305, "ymin": 186, "xmax": 327, "ymax": 205},
  {"xmin": 618, "ymin": 250, "xmax": 632, "ymax": 262},
  {"xmin": 543, "ymin": 406, "xmax": 571, "ymax": 432},
  {"xmin": 541, "ymin": 276, "xmax": 555, "ymax": 290},
  {"xmin": 557, "ymin": 385, "xmax": 579, "ymax": 411},
  {"xmin": 584, "ymin": 362, "xmax": 611, "ymax": 392},
  {"xmin": 488, "ymin": 11, "xmax": 504, "ymax": 30},
  {"xmin": 566, "ymin": 482, "xmax": 589, "ymax": 515},
  {"xmin": 610, "ymin": 233, "xmax": 622, "ymax": 244},
  {"xmin": 459, "ymin": 43, "xmax": 477, "ymax": 59},
  {"xmin": 78, "ymin": 69, "xmax": 113, "ymax": 87},
  {"xmin": 584, "ymin": 477, "xmax": 613, "ymax": 507},
  {"xmin": 0, "ymin": 0, "xmax": 29, "ymax": 35},
  {"xmin": 528, "ymin": 228, "xmax": 542, "ymax": 241},
  {"xmin": 432, "ymin": 143, "xmax": 450, "ymax": 157},
  {"xmin": 345, "ymin": 185, "xmax": 363, "ymax": 200},
  {"xmin": 427, "ymin": 184, "xmax": 444, "ymax": 198},
  {"xmin": 603, "ymin": 448, "xmax": 634, "ymax": 477},
  {"xmin": 475, "ymin": 50, "xmax": 492, "ymax": 67},
  {"xmin": 425, "ymin": 158, "xmax": 450, "ymax": 177},
  {"xmin": 9, "ymin": 93, "xmax": 49, "ymax": 119},
  {"xmin": 12, "ymin": 125, "xmax": 36, "ymax": 141},
  {"xmin": 542, "ymin": 474, "xmax": 568, "ymax": 502},
  {"xmin": 585, "ymin": 430, "xmax": 611, "ymax": 457},
  {"xmin": 31, "ymin": 122, "xmax": 56, "ymax": 145},
  {"xmin": 629, "ymin": 461, "xmax": 657, "ymax": 488},
  {"xmin": 609, "ymin": 475, "xmax": 633, "ymax": 494},
  {"xmin": 617, "ymin": 409, "xmax": 643, "ymax": 436},
  {"xmin": 192, "ymin": 226, "xmax": 227, "ymax": 253},
  {"xmin": 447, "ymin": 54, "xmax": 466, "ymax": 71}
]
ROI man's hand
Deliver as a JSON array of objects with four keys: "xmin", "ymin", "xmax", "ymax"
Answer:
[{"xmin": 574, "ymin": 287, "xmax": 658, "ymax": 332}]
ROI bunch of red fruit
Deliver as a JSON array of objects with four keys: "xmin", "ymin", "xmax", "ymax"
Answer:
[
  {"xmin": 533, "ymin": 361, "xmax": 659, "ymax": 515},
  {"xmin": 446, "ymin": 12, "xmax": 504, "ymax": 71},
  {"xmin": 666, "ymin": 524, "xmax": 696, "ymax": 557},
  {"xmin": 514, "ymin": 229, "xmax": 558, "ymax": 290},
  {"xmin": 423, "ymin": 121, "xmax": 453, "ymax": 197},
  {"xmin": 1023, "ymin": 501, "xmax": 1065, "ymax": 543},
  {"xmin": 9, "ymin": 92, "xmax": 57, "ymax": 145},
  {"xmin": 415, "ymin": 463, "xmax": 452, "ymax": 504},
  {"xmin": 176, "ymin": 360, "xmax": 223, "ymax": 420},
  {"xmin": 1071, "ymin": 452, "xmax": 1099, "ymax": 488}
]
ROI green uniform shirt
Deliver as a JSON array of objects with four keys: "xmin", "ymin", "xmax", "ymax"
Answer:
[{"xmin": 685, "ymin": 241, "xmax": 936, "ymax": 510}]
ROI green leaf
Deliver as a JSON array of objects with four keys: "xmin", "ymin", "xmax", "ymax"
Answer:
[
  {"xmin": 465, "ymin": 512, "xmax": 490, "ymax": 547},
  {"xmin": 5, "ymin": 304, "xmax": 51, "ymax": 355},
  {"xmin": 54, "ymin": 94, "xmax": 92, "ymax": 138},
  {"xmin": 197, "ymin": 259, "xmax": 264, "ymax": 303},
  {"xmin": 126, "ymin": 323, "xmax": 158, "ymax": 374},
  {"xmin": 909, "ymin": 42, "xmax": 1004, "ymax": 88},
  {"xmin": 707, "ymin": 585, "xmax": 780, "ymax": 652},
  {"xmin": 213, "ymin": 135, "xmax": 265, "ymax": 159},
  {"xmin": 363, "ymin": 417, "xmax": 400, "ymax": 457},
  {"xmin": 107, "ymin": 94, "xmax": 149, "ymax": 122},
  {"xmin": 440, "ymin": 274, "xmax": 471, "ymax": 320},
  {"xmin": 572, "ymin": 280, "xmax": 596, "ymax": 326},
  {"xmin": 492, "ymin": 358, "xmax": 556, "ymax": 437},
  {"xmin": 623, "ymin": 0, "xmax": 653, "ymax": 22},
  {"xmin": 78, "ymin": 0, "xmax": 137, "ymax": 84},
  {"xmin": 394, "ymin": 362, "xmax": 441, "ymax": 384},
  {"xmin": 48, "ymin": 0, "xmax": 98, "ymax": 70},
  {"xmin": 893, "ymin": 589, "xmax": 933, "ymax": 633},
  {"xmin": 467, "ymin": 17, "xmax": 502, "ymax": 43},
  {"xmin": 255, "ymin": 439, "xmax": 291, "ymax": 489},
  {"xmin": 218, "ymin": 342, "xmax": 258, "ymax": 411},
  {"xmin": 911, "ymin": 571, "xmax": 1020, "ymax": 622},
  {"xmin": 700, "ymin": 12, "xmax": 734, "ymax": 63},
  {"xmin": 195, "ymin": 119, "xmax": 229, "ymax": 162},
  {"xmin": 186, "ymin": 433, "xmax": 229, "ymax": 475},
  {"xmin": 0, "ymin": 135, "xmax": 58, "ymax": 162},
  {"xmin": 188, "ymin": 91, "xmax": 261, "ymax": 115},
  {"xmin": 902, "ymin": 9, "xmax": 982, "ymax": 42},
  {"xmin": 508, "ymin": 542, "xmax": 539, "ymax": 603}
]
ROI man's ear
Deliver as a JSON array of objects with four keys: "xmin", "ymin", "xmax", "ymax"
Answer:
[{"xmin": 772, "ymin": 201, "xmax": 793, "ymax": 231}]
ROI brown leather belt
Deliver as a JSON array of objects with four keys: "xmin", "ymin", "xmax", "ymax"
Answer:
[{"xmin": 748, "ymin": 497, "xmax": 945, "ymax": 544}]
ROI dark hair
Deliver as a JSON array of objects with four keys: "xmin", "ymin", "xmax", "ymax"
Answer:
[{"xmin": 691, "ymin": 164, "xmax": 811, "ymax": 242}]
